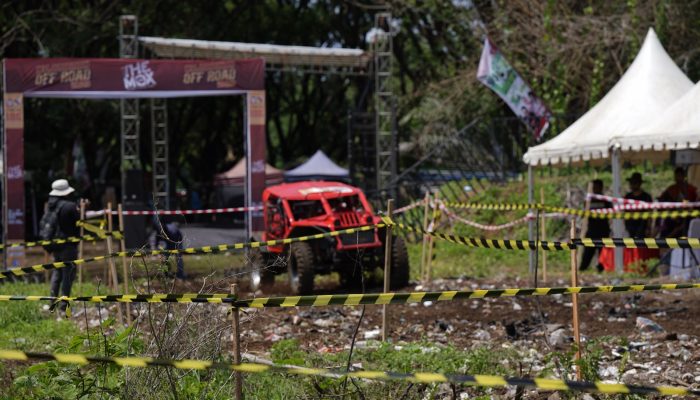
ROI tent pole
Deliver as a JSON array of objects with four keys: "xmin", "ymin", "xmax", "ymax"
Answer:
[
  {"xmin": 611, "ymin": 148, "xmax": 624, "ymax": 273},
  {"xmin": 528, "ymin": 165, "xmax": 536, "ymax": 275}
]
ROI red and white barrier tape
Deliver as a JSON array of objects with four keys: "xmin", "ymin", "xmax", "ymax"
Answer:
[
  {"xmin": 439, "ymin": 202, "xmax": 534, "ymax": 231},
  {"xmin": 586, "ymin": 193, "xmax": 700, "ymax": 210},
  {"xmin": 86, "ymin": 206, "xmax": 263, "ymax": 217},
  {"xmin": 392, "ymin": 199, "xmax": 428, "ymax": 215}
]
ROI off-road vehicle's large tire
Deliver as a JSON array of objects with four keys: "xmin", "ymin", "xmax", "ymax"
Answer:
[
  {"xmin": 389, "ymin": 236, "xmax": 409, "ymax": 289},
  {"xmin": 288, "ymin": 242, "xmax": 315, "ymax": 294}
]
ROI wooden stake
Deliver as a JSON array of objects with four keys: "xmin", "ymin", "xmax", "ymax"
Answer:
[
  {"xmin": 231, "ymin": 283, "xmax": 243, "ymax": 400},
  {"xmin": 118, "ymin": 204, "xmax": 132, "ymax": 325},
  {"xmin": 425, "ymin": 192, "xmax": 440, "ymax": 282},
  {"xmin": 570, "ymin": 219, "xmax": 583, "ymax": 380},
  {"xmin": 540, "ymin": 188, "xmax": 547, "ymax": 283},
  {"xmin": 382, "ymin": 199, "xmax": 394, "ymax": 342},
  {"xmin": 106, "ymin": 203, "xmax": 124, "ymax": 325},
  {"xmin": 420, "ymin": 192, "xmax": 430, "ymax": 282},
  {"xmin": 78, "ymin": 199, "xmax": 86, "ymax": 295}
]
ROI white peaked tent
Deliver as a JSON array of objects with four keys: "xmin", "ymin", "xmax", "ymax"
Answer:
[
  {"xmin": 610, "ymin": 80, "xmax": 700, "ymax": 162},
  {"xmin": 284, "ymin": 150, "xmax": 349, "ymax": 182},
  {"xmin": 524, "ymin": 28, "xmax": 693, "ymax": 166},
  {"xmin": 522, "ymin": 28, "xmax": 693, "ymax": 273}
]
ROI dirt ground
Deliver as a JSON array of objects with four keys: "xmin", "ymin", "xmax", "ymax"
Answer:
[
  {"xmin": 177, "ymin": 272, "xmax": 700, "ymax": 391},
  {"xmin": 22, "ymin": 244, "xmax": 700, "ymax": 393}
]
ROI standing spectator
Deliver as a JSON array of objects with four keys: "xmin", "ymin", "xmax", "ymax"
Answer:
[
  {"xmin": 40, "ymin": 179, "xmax": 80, "ymax": 313},
  {"xmin": 658, "ymin": 167, "xmax": 698, "ymax": 237},
  {"xmin": 624, "ymin": 172, "xmax": 653, "ymax": 238},
  {"xmin": 150, "ymin": 217, "xmax": 186, "ymax": 279},
  {"xmin": 580, "ymin": 179, "xmax": 612, "ymax": 272}
]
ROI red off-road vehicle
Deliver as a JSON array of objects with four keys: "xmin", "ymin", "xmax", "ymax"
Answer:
[{"xmin": 251, "ymin": 181, "xmax": 409, "ymax": 294}]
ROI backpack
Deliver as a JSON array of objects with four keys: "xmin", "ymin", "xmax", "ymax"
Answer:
[{"xmin": 39, "ymin": 200, "xmax": 67, "ymax": 253}]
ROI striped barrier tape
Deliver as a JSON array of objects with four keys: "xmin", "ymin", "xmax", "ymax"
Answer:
[
  {"xmin": 0, "ymin": 231, "xmax": 123, "ymax": 251},
  {"xmin": 0, "ymin": 224, "xmax": 387, "ymax": 280},
  {"xmin": 0, "ymin": 349, "xmax": 694, "ymax": 395},
  {"xmin": 546, "ymin": 206, "xmax": 700, "ymax": 220},
  {"xmin": 441, "ymin": 201, "xmax": 700, "ymax": 219},
  {"xmin": 390, "ymin": 220, "xmax": 700, "ymax": 251},
  {"xmin": 438, "ymin": 202, "xmax": 534, "ymax": 231},
  {"xmin": 443, "ymin": 202, "xmax": 538, "ymax": 211},
  {"xmin": 233, "ymin": 282, "xmax": 700, "ymax": 308},
  {"xmin": 4, "ymin": 283, "xmax": 700, "ymax": 308},
  {"xmin": 117, "ymin": 206, "xmax": 263, "ymax": 216},
  {"xmin": 587, "ymin": 193, "xmax": 700, "ymax": 209},
  {"xmin": 391, "ymin": 199, "xmax": 427, "ymax": 215},
  {"xmin": 0, "ymin": 254, "xmax": 112, "ymax": 279}
]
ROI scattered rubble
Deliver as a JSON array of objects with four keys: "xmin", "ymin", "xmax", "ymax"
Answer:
[{"xmin": 50, "ymin": 275, "xmax": 700, "ymax": 392}]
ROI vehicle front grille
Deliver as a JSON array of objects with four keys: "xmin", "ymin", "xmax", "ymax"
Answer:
[
  {"xmin": 336, "ymin": 212, "xmax": 361, "ymax": 227},
  {"xmin": 338, "ymin": 230, "xmax": 376, "ymax": 247}
]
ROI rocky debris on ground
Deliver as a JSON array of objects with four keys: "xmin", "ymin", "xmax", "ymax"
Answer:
[{"xmin": 43, "ymin": 274, "xmax": 700, "ymax": 394}]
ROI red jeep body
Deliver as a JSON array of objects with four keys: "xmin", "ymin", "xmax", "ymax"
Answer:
[{"xmin": 262, "ymin": 181, "xmax": 382, "ymax": 252}]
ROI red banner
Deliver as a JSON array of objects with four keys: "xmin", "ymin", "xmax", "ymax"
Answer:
[
  {"xmin": 3, "ymin": 58, "xmax": 265, "ymax": 242},
  {"xmin": 4, "ymin": 58, "xmax": 264, "ymax": 96}
]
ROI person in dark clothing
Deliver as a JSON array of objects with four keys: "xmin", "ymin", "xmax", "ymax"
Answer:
[
  {"xmin": 624, "ymin": 172, "xmax": 653, "ymax": 238},
  {"xmin": 150, "ymin": 217, "xmax": 186, "ymax": 279},
  {"xmin": 46, "ymin": 179, "xmax": 80, "ymax": 311},
  {"xmin": 580, "ymin": 179, "xmax": 612, "ymax": 272},
  {"xmin": 658, "ymin": 167, "xmax": 699, "ymax": 238}
]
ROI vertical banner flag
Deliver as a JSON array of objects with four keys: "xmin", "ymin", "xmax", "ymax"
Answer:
[{"xmin": 477, "ymin": 37, "xmax": 551, "ymax": 141}]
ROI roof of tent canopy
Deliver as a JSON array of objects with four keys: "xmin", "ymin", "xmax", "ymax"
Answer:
[
  {"xmin": 284, "ymin": 150, "xmax": 349, "ymax": 181},
  {"xmin": 139, "ymin": 36, "xmax": 370, "ymax": 74},
  {"xmin": 523, "ymin": 28, "xmax": 693, "ymax": 167},
  {"xmin": 610, "ymin": 80, "xmax": 700, "ymax": 162}
]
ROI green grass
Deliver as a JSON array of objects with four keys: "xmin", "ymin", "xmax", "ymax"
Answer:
[
  {"xmin": 0, "ymin": 281, "xmax": 94, "ymax": 353},
  {"xmin": 258, "ymin": 338, "xmax": 522, "ymax": 399}
]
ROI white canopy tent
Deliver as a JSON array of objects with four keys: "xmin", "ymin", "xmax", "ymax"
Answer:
[
  {"xmin": 524, "ymin": 28, "xmax": 693, "ymax": 167},
  {"xmin": 610, "ymin": 80, "xmax": 700, "ymax": 163},
  {"xmin": 522, "ymin": 28, "xmax": 693, "ymax": 273},
  {"xmin": 284, "ymin": 150, "xmax": 349, "ymax": 182}
]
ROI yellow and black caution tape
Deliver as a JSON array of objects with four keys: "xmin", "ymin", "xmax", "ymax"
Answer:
[
  {"xmin": 76, "ymin": 220, "xmax": 110, "ymax": 235},
  {"xmin": 442, "ymin": 201, "xmax": 700, "ymax": 220},
  {"xmin": 0, "ymin": 232, "xmax": 124, "ymax": 251},
  {"xmin": 0, "ymin": 293, "xmax": 237, "ymax": 304},
  {"xmin": 545, "ymin": 206, "xmax": 700, "ymax": 220},
  {"xmin": 0, "ymin": 349, "xmax": 694, "ymax": 396},
  {"xmin": 443, "ymin": 202, "xmax": 539, "ymax": 211},
  {"xmin": 3, "ymin": 283, "xmax": 700, "ymax": 308},
  {"xmin": 392, "ymin": 220, "xmax": 700, "ymax": 251},
  {"xmin": 234, "ymin": 283, "xmax": 700, "ymax": 308},
  {"xmin": 0, "ymin": 224, "xmax": 386, "ymax": 280},
  {"xmin": 0, "ymin": 254, "xmax": 112, "ymax": 280}
]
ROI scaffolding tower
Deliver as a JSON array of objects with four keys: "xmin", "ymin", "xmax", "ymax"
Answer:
[
  {"xmin": 119, "ymin": 15, "xmax": 170, "ymax": 208},
  {"xmin": 150, "ymin": 99, "xmax": 169, "ymax": 208},
  {"xmin": 118, "ymin": 15, "xmax": 141, "ymax": 203},
  {"xmin": 372, "ymin": 12, "xmax": 396, "ymax": 195}
]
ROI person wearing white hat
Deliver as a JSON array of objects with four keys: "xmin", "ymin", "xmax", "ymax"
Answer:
[{"xmin": 41, "ymin": 179, "xmax": 80, "ymax": 313}]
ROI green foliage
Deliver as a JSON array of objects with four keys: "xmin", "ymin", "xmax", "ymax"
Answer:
[
  {"xmin": 270, "ymin": 338, "xmax": 307, "ymax": 365},
  {"xmin": 0, "ymin": 282, "xmax": 83, "ymax": 352}
]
